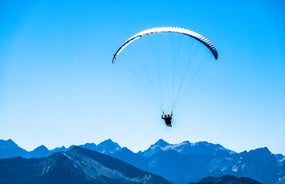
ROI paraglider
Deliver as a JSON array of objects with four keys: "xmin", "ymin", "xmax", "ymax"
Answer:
[
  {"xmin": 112, "ymin": 27, "xmax": 218, "ymax": 127},
  {"xmin": 161, "ymin": 111, "xmax": 173, "ymax": 127}
]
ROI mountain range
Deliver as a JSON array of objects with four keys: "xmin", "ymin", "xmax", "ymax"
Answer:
[
  {"xmin": 0, "ymin": 146, "xmax": 171, "ymax": 184},
  {"xmin": 1, "ymin": 139, "xmax": 284, "ymax": 184}
]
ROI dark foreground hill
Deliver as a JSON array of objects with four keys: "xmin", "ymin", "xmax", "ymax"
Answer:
[
  {"xmin": 189, "ymin": 175, "xmax": 261, "ymax": 184},
  {"xmin": 0, "ymin": 146, "xmax": 172, "ymax": 184}
]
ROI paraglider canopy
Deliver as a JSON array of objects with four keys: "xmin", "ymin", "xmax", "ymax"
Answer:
[{"xmin": 112, "ymin": 27, "xmax": 218, "ymax": 64}]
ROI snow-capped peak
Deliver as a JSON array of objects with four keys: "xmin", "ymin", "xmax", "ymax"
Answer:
[
  {"xmin": 142, "ymin": 139, "xmax": 195, "ymax": 157},
  {"xmin": 96, "ymin": 139, "xmax": 121, "ymax": 154}
]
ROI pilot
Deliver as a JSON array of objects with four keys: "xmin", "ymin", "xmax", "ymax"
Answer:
[{"xmin": 161, "ymin": 112, "xmax": 173, "ymax": 127}]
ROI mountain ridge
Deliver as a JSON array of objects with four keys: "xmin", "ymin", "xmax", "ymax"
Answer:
[
  {"xmin": 1, "ymin": 138, "xmax": 284, "ymax": 184},
  {"xmin": 0, "ymin": 146, "xmax": 172, "ymax": 184},
  {"xmin": 1, "ymin": 139, "xmax": 283, "ymax": 157}
]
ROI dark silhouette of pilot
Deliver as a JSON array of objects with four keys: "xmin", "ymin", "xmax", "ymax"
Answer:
[{"xmin": 161, "ymin": 112, "xmax": 173, "ymax": 127}]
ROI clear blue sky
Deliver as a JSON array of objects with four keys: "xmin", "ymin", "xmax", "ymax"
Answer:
[{"xmin": 1, "ymin": 0, "xmax": 284, "ymax": 154}]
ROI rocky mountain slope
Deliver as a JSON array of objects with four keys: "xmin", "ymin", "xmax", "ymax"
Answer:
[{"xmin": 0, "ymin": 146, "xmax": 172, "ymax": 184}]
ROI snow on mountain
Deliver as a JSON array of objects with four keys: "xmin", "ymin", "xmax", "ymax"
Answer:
[
  {"xmin": 141, "ymin": 139, "xmax": 171, "ymax": 157},
  {"xmin": 96, "ymin": 139, "xmax": 121, "ymax": 154},
  {"xmin": 141, "ymin": 139, "xmax": 234, "ymax": 157},
  {"xmin": 275, "ymin": 176, "xmax": 285, "ymax": 184}
]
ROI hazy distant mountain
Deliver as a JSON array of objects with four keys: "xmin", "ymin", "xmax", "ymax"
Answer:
[
  {"xmin": 0, "ymin": 146, "xmax": 172, "ymax": 184},
  {"xmin": 0, "ymin": 139, "xmax": 67, "ymax": 159},
  {"xmin": 28, "ymin": 145, "xmax": 50, "ymax": 158},
  {"xmin": 189, "ymin": 175, "xmax": 261, "ymax": 184},
  {"xmin": 1, "ymin": 138, "xmax": 284, "ymax": 184},
  {"xmin": 107, "ymin": 139, "xmax": 285, "ymax": 184},
  {"xmin": 0, "ymin": 139, "xmax": 27, "ymax": 158}
]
